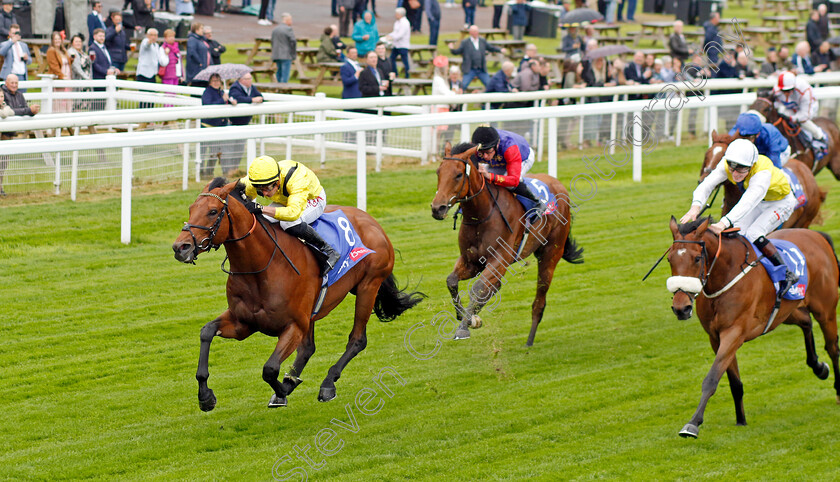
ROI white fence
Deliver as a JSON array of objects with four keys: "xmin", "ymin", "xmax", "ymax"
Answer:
[{"xmin": 4, "ymin": 74, "xmax": 840, "ymax": 243}]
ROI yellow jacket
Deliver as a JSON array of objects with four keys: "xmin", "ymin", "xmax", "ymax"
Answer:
[
  {"xmin": 725, "ymin": 155, "xmax": 791, "ymax": 201},
  {"xmin": 243, "ymin": 160, "xmax": 324, "ymax": 221}
]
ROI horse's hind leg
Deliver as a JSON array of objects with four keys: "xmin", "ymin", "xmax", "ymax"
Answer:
[
  {"xmin": 281, "ymin": 322, "xmax": 316, "ymax": 398},
  {"xmin": 196, "ymin": 310, "xmax": 253, "ymax": 412},
  {"xmin": 526, "ymin": 243, "xmax": 564, "ymax": 347},
  {"xmin": 264, "ymin": 323, "xmax": 305, "ymax": 408},
  {"xmin": 812, "ymin": 304, "xmax": 840, "ymax": 403},
  {"xmin": 319, "ymin": 278, "xmax": 380, "ymax": 402},
  {"xmin": 789, "ymin": 307, "xmax": 830, "ymax": 379},
  {"xmin": 726, "ymin": 355, "xmax": 746, "ymax": 426}
]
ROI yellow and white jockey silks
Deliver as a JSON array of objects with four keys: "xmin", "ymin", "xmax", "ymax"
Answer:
[
  {"xmin": 243, "ymin": 158, "xmax": 324, "ymax": 221},
  {"xmin": 723, "ymin": 155, "xmax": 791, "ymax": 201}
]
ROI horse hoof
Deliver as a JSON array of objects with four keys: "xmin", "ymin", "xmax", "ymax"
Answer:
[
  {"xmin": 318, "ymin": 386, "xmax": 336, "ymax": 402},
  {"xmin": 198, "ymin": 389, "xmax": 217, "ymax": 412},
  {"xmin": 679, "ymin": 423, "xmax": 699, "ymax": 438},
  {"xmin": 817, "ymin": 362, "xmax": 830, "ymax": 380},
  {"xmin": 469, "ymin": 315, "xmax": 482, "ymax": 329},
  {"xmin": 454, "ymin": 327, "xmax": 471, "ymax": 340},
  {"xmin": 267, "ymin": 394, "xmax": 287, "ymax": 408}
]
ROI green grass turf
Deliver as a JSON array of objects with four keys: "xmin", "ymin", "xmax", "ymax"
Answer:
[{"xmin": 3, "ymin": 139, "xmax": 840, "ymax": 480}]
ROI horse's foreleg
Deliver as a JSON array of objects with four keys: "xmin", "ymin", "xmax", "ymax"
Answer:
[
  {"xmin": 264, "ymin": 323, "xmax": 305, "ymax": 408},
  {"xmin": 456, "ymin": 261, "xmax": 508, "ymax": 340},
  {"xmin": 726, "ymin": 355, "xmax": 746, "ymax": 426},
  {"xmin": 319, "ymin": 279, "xmax": 379, "ymax": 402},
  {"xmin": 680, "ymin": 329, "xmax": 743, "ymax": 438},
  {"xmin": 447, "ymin": 256, "xmax": 480, "ymax": 322},
  {"xmin": 526, "ymin": 243, "xmax": 565, "ymax": 347},
  {"xmin": 196, "ymin": 310, "xmax": 252, "ymax": 412},
  {"xmin": 281, "ymin": 322, "xmax": 316, "ymax": 398}
]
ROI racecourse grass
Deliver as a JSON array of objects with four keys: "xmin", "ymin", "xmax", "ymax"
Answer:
[{"xmin": 3, "ymin": 141, "xmax": 840, "ymax": 480}]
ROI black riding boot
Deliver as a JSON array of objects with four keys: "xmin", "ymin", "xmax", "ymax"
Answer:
[
  {"xmin": 756, "ymin": 236, "xmax": 798, "ymax": 296},
  {"xmin": 511, "ymin": 181, "xmax": 547, "ymax": 216},
  {"xmin": 286, "ymin": 223, "xmax": 341, "ymax": 277}
]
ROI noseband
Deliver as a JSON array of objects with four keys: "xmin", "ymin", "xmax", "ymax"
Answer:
[
  {"xmin": 671, "ymin": 239, "xmax": 711, "ymax": 298},
  {"xmin": 441, "ymin": 156, "xmax": 487, "ymax": 207},
  {"xmin": 181, "ymin": 191, "xmax": 256, "ymax": 262}
]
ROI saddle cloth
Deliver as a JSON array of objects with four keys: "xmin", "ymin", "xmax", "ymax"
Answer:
[
  {"xmin": 781, "ymin": 167, "xmax": 807, "ymax": 210},
  {"xmin": 749, "ymin": 238, "xmax": 808, "ymax": 300},
  {"xmin": 514, "ymin": 177, "xmax": 560, "ymax": 219},
  {"xmin": 311, "ymin": 210, "xmax": 375, "ymax": 287}
]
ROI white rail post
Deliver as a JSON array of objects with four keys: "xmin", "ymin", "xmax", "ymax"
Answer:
[
  {"xmin": 460, "ymin": 122, "xmax": 470, "ymax": 143},
  {"xmin": 610, "ymin": 95, "xmax": 619, "ymax": 156},
  {"xmin": 70, "ymin": 126, "xmax": 80, "ymax": 201},
  {"xmin": 702, "ymin": 88, "xmax": 710, "ymax": 134},
  {"xmin": 536, "ymin": 100, "xmax": 544, "ymax": 163},
  {"xmin": 675, "ymin": 99, "xmax": 684, "ymax": 147},
  {"xmin": 260, "ymin": 114, "xmax": 266, "ymax": 155},
  {"xmin": 182, "ymin": 119, "xmax": 191, "ymax": 190},
  {"xmin": 246, "ymin": 138, "xmax": 256, "ymax": 170},
  {"xmin": 121, "ymin": 146, "xmax": 133, "ymax": 244},
  {"xmin": 41, "ymin": 74, "xmax": 54, "ymax": 115},
  {"xmin": 420, "ymin": 104, "xmax": 430, "ymax": 164},
  {"xmin": 195, "ymin": 123, "xmax": 202, "ymax": 183},
  {"xmin": 315, "ymin": 93, "xmax": 326, "ymax": 166},
  {"xmin": 578, "ymin": 96, "xmax": 585, "ymax": 148},
  {"xmin": 376, "ymin": 107, "xmax": 384, "ymax": 172},
  {"xmin": 633, "ymin": 111, "xmax": 642, "ymax": 182},
  {"xmin": 105, "ymin": 75, "xmax": 117, "ymax": 111},
  {"xmin": 285, "ymin": 113, "xmax": 294, "ymax": 159},
  {"xmin": 53, "ymin": 127, "xmax": 62, "ymax": 195},
  {"xmin": 356, "ymin": 130, "xmax": 366, "ymax": 212},
  {"xmin": 548, "ymin": 117, "xmax": 557, "ymax": 178},
  {"xmin": 708, "ymin": 105, "xmax": 718, "ymax": 147}
]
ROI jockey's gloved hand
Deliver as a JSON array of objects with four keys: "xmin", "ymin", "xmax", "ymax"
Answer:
[{"xmin": 245, "ymin": 200, "xmax": 263, "ymax": 214}]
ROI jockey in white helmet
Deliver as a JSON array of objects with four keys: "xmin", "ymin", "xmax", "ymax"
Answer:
[
  {"xmin": 680, "ymin": 139, "xmax": 798, "ymax": 294},
  {"xmin": 772, "ymin": 71, "xmax": 828, "ymax": 159}
]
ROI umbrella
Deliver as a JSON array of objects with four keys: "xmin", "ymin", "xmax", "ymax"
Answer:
[
  {"xmin": 559, "ymin": 8, "xmax": 603, "ymax": 27},
  {"xmin": 193, "ymin": 63, "xmax": 253, "ymax": 82},
  {"xmin": 584, "ymin": 45, "xmax": 632, "ymax": 60}
]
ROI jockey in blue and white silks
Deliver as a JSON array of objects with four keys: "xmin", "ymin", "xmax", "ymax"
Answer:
[{"xmin": 729, "ymin": 111, "xmax": 790, "ymax": 168}]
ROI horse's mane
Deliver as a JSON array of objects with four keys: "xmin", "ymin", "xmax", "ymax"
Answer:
[
  {"xmin": 207, "ymin": 177, "xmax": 228, "ymax": 191},
  {"xmin": 712, "ymin": 131, "xmax": 736, "ymax": 144},
  {"xmin": 756, "ymin": 88, "xmax": 773, "ymax": 99},
  {"xmin": 678, "ymin": 216, "xmax": 714, "ymax": 236},
  {"xmin": 451, "ymin": 142, "xmax": 475, "ymax": 156}
]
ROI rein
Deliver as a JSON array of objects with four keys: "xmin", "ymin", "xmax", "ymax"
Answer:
[
  {"xmin": 441, "ymin": 156, "xmax": 514, "ymax": 234},
  {"xmin": 773, "ymin": 116, "xmax": 801, "ymax": 137}
]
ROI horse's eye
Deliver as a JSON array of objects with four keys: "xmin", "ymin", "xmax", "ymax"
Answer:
[
  {"xmin": 209, "ymin": 209, "xmax": 218, "ymax": 216},
  {"xmin": 454, "ymin": 173, "xmax": 463, "ymax": 180},
  {"xmin": 695, "ymin": 255, "xmax": 702, "ymax": 263}
]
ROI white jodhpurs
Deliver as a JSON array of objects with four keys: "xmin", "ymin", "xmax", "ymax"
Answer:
[
  {"xmin": 779, "ymin": 145, "xmax": 791, "ymax": 166},
  {"xmin": 801, "ymin": 119, "xmax": 826, "ymax": 140},
  {"xmin": 520, "ymin": 150, "xmax": 535, "ymax": 177},
  {"xmin": 734, "ymin": 191, "xmax": 797, "ymax": 242},
  {"xmin": 261, "ymin": 188, "xmax": 327, "ymax": 229}
]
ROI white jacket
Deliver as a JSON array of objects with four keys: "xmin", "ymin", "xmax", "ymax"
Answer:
[{"xmin": 772, "ymin": 76, "xmax": 818, "ymax": 122}]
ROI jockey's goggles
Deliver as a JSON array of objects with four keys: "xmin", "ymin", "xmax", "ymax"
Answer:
[
  {"xmin": 254, "ymin": 181, "xmax": 277, "ymax": 196},
  {"xmin": 726, "ymin": 161, "xmax": 751, "ymax": 173}
]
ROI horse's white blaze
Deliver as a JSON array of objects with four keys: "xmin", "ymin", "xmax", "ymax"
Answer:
[
  {"xmin": 677, "ymin": 248, "xmax": 687, "ymax": 256},
  {"xmin": 667, "ymin": 276, "xmax": 703, "ymax": 294},
  {"xmin": 712, "ymin": 146, "xmax": 723, "ymax": 159}
]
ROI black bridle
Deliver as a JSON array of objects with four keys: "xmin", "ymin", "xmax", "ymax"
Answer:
[
  {"xmin": 181, "ymin": 192, "xmax": 237, "ymax": 263},
  {"xmin": 440, "ymin": 156, "xmax": 487, "ymax": 207}
]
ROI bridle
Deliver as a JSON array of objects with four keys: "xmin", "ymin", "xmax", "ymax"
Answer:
[
  {"xmin": 671, "ymin": 230, "xmax": 756, "ymax": 299},
  {"xmin": 440, "ymin": 155, "xmax": 487, "ymax": 207},
  {"xmin": 180, "ymin": 191, "xmax": 256, "ymax": 263}
]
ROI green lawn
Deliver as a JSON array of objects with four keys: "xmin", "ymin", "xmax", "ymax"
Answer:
[{"xmin": 3, "ymin": 140, "xmax": 840, "ymax": 480}]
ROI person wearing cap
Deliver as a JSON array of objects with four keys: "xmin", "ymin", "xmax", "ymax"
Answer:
[
  {"xmin": 772, "ymin": 71, "xmax": 828, "ymax": 160},
  {"xmin": 241, "ymin": 156, "xmax": 340, "ymax": 276},
  {"xmin": 680, "ymin": 138, "xmax": 798, "ymax": 294},
  {"xmin": 561, "ymin": 24, "xmax": 583, "ymax": 56},
  {"xmin": 728, "ymin": 112, "xmax": 790, "ymax": 168},
  {"xmin": 470, "ymin": 126, "xmax": 547, "ymax": 216},
  {"xmin": 0, "ymin": 0, "xmax": 17, "ymax": 40}
]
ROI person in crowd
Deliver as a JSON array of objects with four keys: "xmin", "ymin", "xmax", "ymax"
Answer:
[
  {"xmin": 133, "ymin": 0, "xmax": 155, "ymax": 31},
  {"xmin": 624, "ymin": 0, "xmax": 637, "ymax": 22},
  {"xmin": 624, "ymin": 50, "xmax": 650, "ymax": 99},
  {"xmin": 669, "ymin": 20, "xmax": 692, "ymax": 62},
  {"xmin": 715, "ymin": 50, "xmax": 739, "ymax": 81},
  {"xmin": 486, "ymin": 60, "xmax": 516, "ymax": 108},
  {"xmin": 513, "ymin": 57, "xmax": 542, "ymax": 93},
  {"xmin": 186, "ymin": 22, "xmax": 210, "ymax": 86},
  {"xmin": 403, "ymin": 0, "xmax": 421, "ymax": 32},
  {"xmin": 0, "ymin": 73, "xmax": 40, "ymax": 195},
  {"xmin": 579, "ymin": 55, "xmax": 616, "ymax": 145},
  {"xmin": 659, "ymin": 55, "xmax": 675, "ymax": 82},
  {"xmin": 812, "ymin": 40, "xmax": 833, "ymax": 73},
  {"xmin": 462, "ymin": 0, "xmax": 475, "ymax": 29},
  {"xmin": 340, "ymin": 45, "xmax": 362, "ymax": 99},
  {"xmin": 0, "ymin": 0, "xmax": 16, "ymax": 39},
  {"xmin": 426, "ymin": 0, "xmax": 441, "ymax": 47},
  {"xmin": 160, "ymin": 0, "xmax": 170, "ymax": 12},
  {"xmin": 509, "ymin": 0, "xmax": 530, "ymax": 40},
  {"xmin": 338, "ymin": 0, "xmax": 355, "ymax": 37},
  {"xmin": 136, "ymin": 28, "xmax": 168, "ymax": 83},
  {"xmin": 352, "ymin": 10, "xmax": 378, "ymax": 57},
  {"xmin": 0, "ymin": 24, "xmax": 30, "ymax": 82},
  {"xmin": 491, "ymin": 0, "xmax": 505, "ymax": 29},
  {"xmin": 352, "ymin": 0, "xmax": 367, "ymax": 24},
  {"xmin": 204, "ymin": 26, "xmax": 226, "ymax": 65},
  {"xmin": 760, "ymin": 47, "xmax": 779, "ymax": 77},
  {"xmin": 271, "ymin": 13, "xmax": 296, "ymax": 83},
  {"xmin": 90, "ymin": 28, "xmax": 116, "ymax": 82},
  {"xmin": 331, "ymin": 24, "xmax": 347, "ymax": 49},
  {"xmin": 359, "ymin": 50, "xmax": 389, "ymax": 97},
  {"xmin": 561, "ymin": 24, "xmax": 583, "ymax": 56},
  {"xmin": 87, "ymin": 1, "xmax": 107, "ymax": 45},
  {"xmin": 175, "ymin": 0, "xmax": 194, "ymax": 15},
  {"xmin": 448, "ymin": 25, "xmax": 505, "ymax": 90},
  {"xmin": 258, "ymin": 0, "xmax": 276, "ymax": 25},
  {"xmin": 735, "ymin": 50, "xmax": 758, "ymax": 79},
  {"xmin": 227, "ymin": 73, "xmax": 263, "ymax": 176},
  {"xmin": 46, "ymin": 31, "xmax": 71, "ymax": 112},
  {"xmin": 807, "ymin": 9, "xmax": 823, "ymax": 53},
  {"xmin": 317, "ymin": 26, "xmax": 342, "ymax": 63},
  {"xmin": 818, "ymin": 3, "xmax": 829, "ymax": 40},
  {"xmin": 703, "ymin": 12, "xmax": 721, "ymax": 64},
  {"xmin": 200, "ymin": 73, "xmax": 236, "ymax": 179},
  {"xmin": 374, "ymin": 42, "xmax": 395, "ymax": 96},
  {"xmin": 67, "ymin": 33, "xmax": 92, "ymax": 111},
  {"xmin": 671, "ymin": 56, "xmax": 683, "ymax": 80},
  {"xmin": 386, "ymin": 7, "xmax": 410, "ymax": 78},
  {"xmin": 792, "ymin": 41, "xmax": 815, "ymax": 75},
  {"xmin": 105, "ymin": 11, "xmax": 130, "ymax": 71},
  {"xmin": 519, "ymin": 43, "xmax": 538, "ymax": 70},
  {"xmin": 778, "ymin": 45, "xmax": 795, "ymax": 71},
  {"xmin": 160, "ymin": 29, "xmax": 183, "ymax": 85},
  {"xmin": 431, "ymin": 56, "xmax": 458, "ymax": 143}
]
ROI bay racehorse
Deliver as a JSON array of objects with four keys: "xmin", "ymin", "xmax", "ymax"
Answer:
[
  {"xmin": 667, "ymin": 217, "xmax": 840, "ymax": 438},
  {"xmin": 172, "ymin": 178, "xmax": 424, "ymax": 410},
  {"xmin": 430, "ymin": 142, "xmax": 583, "ymax": 346},
  {"xmin": 750, "ymin": 91, "xmax": 840, "ymax": 179},
  {"xmin": 700, "ymin": 129, "xmax": 825, "ymax": 228}
]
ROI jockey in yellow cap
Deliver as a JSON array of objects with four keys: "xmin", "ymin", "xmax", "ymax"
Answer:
[{"xmin": 243, "ymin": 155, "xmax": 339, "ymax": 276}]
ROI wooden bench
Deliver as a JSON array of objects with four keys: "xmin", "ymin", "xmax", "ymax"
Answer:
[
  {"xmin": 392, "ymin": 78, "xmax": 433, "ymax": 95},
  {"xmin": 252, "ymin": 82, "xmax": 317, "ymax": 95},
  {"xmin": 459, "ymin": 27, "xmax": 508, "ymax": 41}
]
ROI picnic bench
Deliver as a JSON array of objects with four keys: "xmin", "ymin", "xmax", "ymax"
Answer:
[
  {"xmin": 638, "ymin": 21, "xmax": 675, "ymax": 47},
  {"xmin": 458, "ymin": 27, "xmax": 508, "ymax": 41},
  {"xmin": 252, "ymin": 82, "xmax": 316, "ymax": 95},
  {"xmin": 741, "ymin": 26, "xmax": 782, "ymax": 44},
  {"xmin": 392, "ymin": 78, "xmax": 433, "ymax": 95},
  {"xmin": 246, "ymin": 36, "xmax": 310, "ymax": 64}
]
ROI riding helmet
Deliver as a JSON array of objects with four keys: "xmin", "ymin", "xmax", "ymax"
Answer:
[
  {"xmin": 472, "ymin": 126, "xmax": 500, "ymax": 151},
  {"xmin": 248, "ymin": 155, "xmax": 280, "ymax": 185},
  {"xmin": 724, "ymin": 138, "xmax": 759, "ymax": 167},
  {"xmin": 734, "ymin": 113, "xmax": 761, "ymax": 136},
  {"xmin": 778, "ymin": 71, "xmax": 796, "ymax": 91}
]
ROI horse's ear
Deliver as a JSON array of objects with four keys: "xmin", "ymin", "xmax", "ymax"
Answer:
[
  {"xmin": 464, "ymin": 145, "xmax": 479, "ymax": 159},
  {"xmin": 669, "ymin": 215, "xmax": 679, "ymax": 237},
  {"xmin": 695, "ymin": 217, "xmax": 711, "ymax": 236},
  {"xmin": 444, "ymin": 141, "xmax": 452, "ymax": 157},
  {"xmin": 733, "ymin": 128, "xmax": 740, "ymax": 138},
  {"xmin": 711, "ymin": 129, "xmax": 719, "ymax": 143}
]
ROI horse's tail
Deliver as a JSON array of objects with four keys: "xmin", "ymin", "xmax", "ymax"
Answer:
[
  {"xmin": 562, "ymin": 233, "xmax": 584, "ymax": 265},
  {"xmin": 816, "ymin": 231, "xmax": 840, "ymax": 288},
  {"xmin": 373, "ymin": 274, "xmax": 426, "ymax": 322}
]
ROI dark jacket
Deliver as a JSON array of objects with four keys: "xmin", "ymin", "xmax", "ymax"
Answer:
[
  {"xmin": 340, "ymin": 59, "xmax": 361, "ymax": 98},
  {"xmin": 561, "ymin": 33, "xmax": 583, "ymax": 56},
  {"xmin": 0, "ymin": 10, "xmax": 17, "ymax": 39},
  {"xmin": 812, "ymin": 50, "xmax": 832, "ymax": 71},
  {"xmin": 105, "ymin": 24, "xmax": 130, "ymax": 64},
  {"xmin": 186, "ymin": 32, "xmax": 210, "ymax": 83},
  {"xmin": 228, "ymin": 81, "xmax": 262, "ymax": 125},
  {"xmin": 377, "ymin": 56, "xmax": 394, "ymax": 95},
  {"xmin": 359, "ymin": 65, "xmax": 386, "ymax": 97},
  {"xmin": 2, "ymin": 84, "xmax": 34, "ymax": 116},
  {"xmin": 703, "ymin": 21, "xmax": 722, "ymax": 63},
  {"xmin": 624, "ymin": 61, "xmax": 649, "ymax": 100},
  {"xmin": 207, "ymin": 38, "xmax": 226, "ymax": 65},
  {"xmin": 793, "ymin": 53, "xmax": 815, "ymax": 75},
  {"xmin": 818, "ymin": 13, "xmax": 830, "ymax": 40},
  {"xmin": 509, "ymin": 3, "xmax": 530, "ymax": 27},
  {"xmin": 450, "ymin": 36, "xmax": 501, "ymax": 73},
  {"xmin": 425, "ymin": 0, "xmax": 441, "ymax": 21},
  {"xmin": 132, "ymin": 0, "xmax": 155, "ymax": 29},
  {"xmin": 90, "ymin": 42, "xmax": 112, "ymax": 79},
  {"xmin": 87, "ymin": 13, "xmax": 107, "ymax": 45},
  {"xmin": 271, "ymin": 23, "xmax": 296, "ymax": 61},
  {"xmin": 485, "ymin": 70, "xmax": 511, "ymax": 93},
  {"xmin": 806, "ymin": 19, "xmax": 822, "ymax": 52},
  {"xmin": 201, "ymin": 86, "xmax": 230, "ymax": 127},
  {"xmin": 317, "ymin": 33, "xmax": 341, "ymax": 62},
  {"xmin": 669, "ymin": 33, "xmax": 690, "ymax": 61}
]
